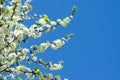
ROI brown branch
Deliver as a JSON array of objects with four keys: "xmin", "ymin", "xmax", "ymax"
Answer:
[
  {"xmin": 0, "ymin": 3, "xmax": 19, "ymax": 52},
  {"xmin": 0, "ymin": 37, "xmax": 17, "ymax": 52},
  {"xmin": 11, "ymin": 3, "xmax": 17, "ymax": 21},
  {"xmin": 7, "ymin": 2, "xmax": 17, "ymax": 28}
]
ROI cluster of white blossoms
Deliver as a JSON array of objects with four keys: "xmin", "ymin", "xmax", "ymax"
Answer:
[
  {"xmin": 57, "ymin": 16, "xmax": 73, "ymax": 27},
  {"xmin": 49, "ymin": 61, "xmax": 64, "ymax": 70},
  {"xmin": 0, "ymin": 0, "xmax": 77, "ymax": 79},
  {"xmin": 37, "ymin": 41, "xmax": 50, "ymax": 52},
  {"xmin": 17, "ymin": 48, "xmax": 29, "ymax": 61},
  {"xmin": 51, "ymin": 39, "xmax": 65, "ymax": 50}
]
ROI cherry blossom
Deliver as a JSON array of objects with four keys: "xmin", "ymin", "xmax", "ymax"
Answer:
[{"xmin": 0, "ymin": 0, "xmax": 77, "ymax": 79}]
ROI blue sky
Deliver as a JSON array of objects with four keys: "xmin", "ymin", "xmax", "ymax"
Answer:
[{"xmin": 24, "ymin": 0, "xmax": 120, "ymax": 80}]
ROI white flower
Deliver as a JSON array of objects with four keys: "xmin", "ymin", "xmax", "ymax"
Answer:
[
  {"xmin": 48, "ymin": 73, "xmax": 53, "ymax": 79},
  {"xmin": 22, "ymin": 48, "xmax": 29, "ymax": 53},
  {"xmin": 37, "ymin": 27, "xmax": 44, "ymax": 31},
  {"xmin": 57, "ymin": 19, "xmax": 65, "ymax": 26},
  {"xmin": 46, "ymin": 24, "xmax": 51, "ymax": 31},
  {"xmin": 23, "ymin": 27, "xmax": 31, "ymax": 37},
  {"xmin": 10, "ymin": 42, "xmax": 17, "ymax": 50},
  {"xmin": 57, "ymin": 19, "xmax": 62, "ymax": 23},
  {"xmin": 1, "ymin": 76, "xmax": 7, "ymax": 80},
  {"xmin": 0, "ymin": 55, "xmax": 4, "ymax": 62},
  {"xmin": 17, "ymin": 48, "xmax": 29, "ymax": 58},
  {"xmin": 63, "ymin": 17, "xmax": 71, "ymax": 26},
  {"xmin": 51, "ymin": 39, "xmax": 65, "ymax": 50},
  {"xmin": 32, "ymin": 56, "xmax": 37, "ymax": 61},
  {"xmin": 16, "ymin": 24, "xmax": 25, "ymax": 29},
  {"xmin": 25, "ymin": 73, "xmax": 34, "ymax": 79},
  {"xmin": 34, "ymin": 13, "xmax": 37, "ymax": 16},
  {"xmin": 18, "ymin": 56, "xmax": 26, "ymax": 61},
  {"xmin": 54, "ymin": 39, "xmax": 64, "ymax": 47},
  {"xmin": 4, "ymin": 6, "xmax": 13, "ymax": 15},
  {"xmin": 0, "ymin": 27, "xmax": 4, "ymax": 34},
  {"xmin": 8, "ymin": 53, "xmax": 16, "ymax": 60},
  {"xmin": 51, "ymin": 44, "xmax": 57, "ymax": 50},
  {"xmin": 30, "ymin": 24, "xmax": 37, "ymax": 30},
  {"xmin": 26, "ymin": 67, "xmax": 32, "ymax": 72},
  {"xmin": 38, "ymin": 18, "xmax": 46, "ymax": 25},
  {"xmin": 12, "ymin": 0, "xmax": 21, "ymax": 3},
  {"xmin": 65, "ymin": 17, "xmax": 70, "ymax": 21},
  {"xmin": 0, "ymin": 38, "xmax": 5, "ymax": 46},
  {"xmin": 70, "ymin": 15, "xmax": 73, "ymax": 19},
  {"xmin": 37, "ymin": 41, "xmax": 50, "ymax": 52},
  {"xmin": 12, "ymin": 16, "xmax": 21, "ymax": 22},
  {"xmin": 57, "ymin": 17, "xmax": 72, "ymax": 27},
  {"xmin": 50, "ymin": 21, "xmax": 57, "ymax": 26},
  {"xmin": 7, "ymin": 6, "xmax": 13, "ymax": 11},
  {"xmin": 23, "ymin": 27, "xmax": 29, "ymax": 33},
  {"xmin": 17, "ymin": 52, "xmax": 21, "ymax": 56},
  {"xmin": 14, "ymin": 30, "xmax": 23, "ymax": 40},
  {"xmin": 64, "ymin": 78, "xmax": 69, "ymax": 80},
  {"xmin": 50, "ymin": 63, "xmax": 63, "ymax": 70},
  {"xmin": 0, "ymin": 65, "xmax": 6, "ymax": 71},
  {"xmin": 16, "ymin": 65, "xmax": 26, "ymax": 71}
]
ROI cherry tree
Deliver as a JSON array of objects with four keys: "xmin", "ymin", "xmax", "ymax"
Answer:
[{"xmin": 0, "ymin": 0, "xmax": 77, "ymax": 79}]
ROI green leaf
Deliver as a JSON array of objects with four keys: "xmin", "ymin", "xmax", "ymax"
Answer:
[
  {"xmin": 28, "ymin": 5, "xmax": 33, "ymax": 11},
  {"xmin": 65, "ymin": 33, "xmax": 74, "ymax": 39},
  {"xmin": 1, "ymin": 0, "xmax": 6, "ymax": 4},
  {"xmin": 55, "ymin": 75, "xmax": 61, "ymax": 80},
  {"xmin": 34, "ymin": 68, "xmax": 41, "ymax": 75},
  {"xmin": 43, "ymin": 15, "xmax": 51, "ymax": 22},
  {"xmin": 34, "ymin": 68, "xmax": 39, "ymax": 72},
  {"xmin": 18, "ymin": 77, "xmax": 23, "ymax": 80},
  {"xmin": 72, "ymin": 5, "xmax": 77, "ymax": 16}
]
